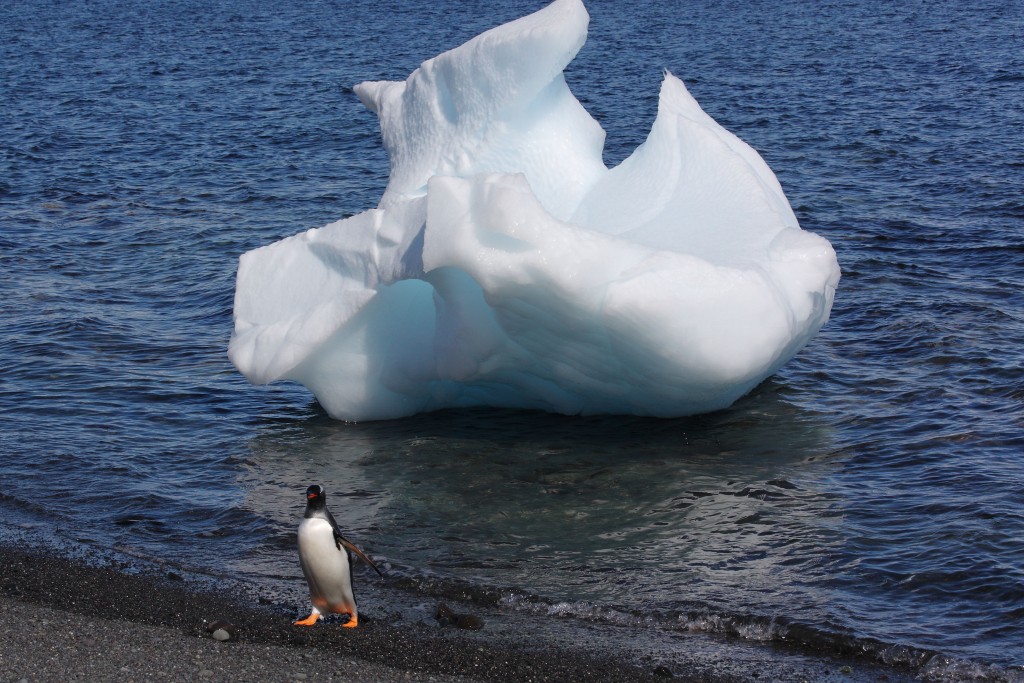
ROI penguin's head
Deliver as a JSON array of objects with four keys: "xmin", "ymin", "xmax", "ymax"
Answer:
[{"xmin": 305, "ymin": 484, "xmax": 326, "ymax": 509}]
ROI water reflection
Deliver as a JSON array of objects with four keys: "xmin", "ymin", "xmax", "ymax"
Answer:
[{"xmin": 237, "ymin": 380, "xmax": 842, "ymax": 620}]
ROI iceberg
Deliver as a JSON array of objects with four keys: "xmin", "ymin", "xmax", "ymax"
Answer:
[{"xmin": 228, "ymin": 0, "xmax": 840, "ymax": 422}]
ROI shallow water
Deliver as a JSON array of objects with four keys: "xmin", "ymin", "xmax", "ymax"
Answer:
[{"xmin": 2, "ymin": 0, "xmax": 1023, "ymax": 679}]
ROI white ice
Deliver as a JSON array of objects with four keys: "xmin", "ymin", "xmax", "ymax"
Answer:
[{"xmin": 228, "ymin": 0, "xmax": 840, "ymax": 421}]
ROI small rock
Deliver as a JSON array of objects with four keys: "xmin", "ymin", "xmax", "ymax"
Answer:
[
  {"xmin": 435, "ymin": 603, "xmax": 457, "ymax": 625},
  {"xmin": 653, "ymin": 665, "xmax": 674, "ymax": 678},
  {"xmin": 455, "ymin": 614, "xmax": 484, "ymax": 630},
  {"xmin": 205, "ymin": 619, "xmax": 236, "ymax": 642},
  {"xmin": 434, "ymin": 603, "xmax": 484, "ymax": 630}
]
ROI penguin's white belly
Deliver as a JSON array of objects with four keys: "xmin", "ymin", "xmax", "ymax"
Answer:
[{"xmin": 297, "ymin": 517, "xmax": 356, "ymax": 614}]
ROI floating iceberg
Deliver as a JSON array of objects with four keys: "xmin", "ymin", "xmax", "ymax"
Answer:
[{"xmin": 228, "ymin": 0, "xmax": 840, "ymax": 421}]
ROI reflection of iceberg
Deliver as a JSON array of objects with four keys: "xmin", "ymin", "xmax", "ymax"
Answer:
[
  {"xmin": 237, "ymin": 397, "xmax": 838, "ymax": 608},
  {"xmin": 228, "ymin": 0, "xmax": 840, "ymax": 421}
]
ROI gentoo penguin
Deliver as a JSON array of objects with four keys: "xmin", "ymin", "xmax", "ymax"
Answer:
[{"xmin": 295, "ymin": 484, "xmax": 383, "ymax": 628}]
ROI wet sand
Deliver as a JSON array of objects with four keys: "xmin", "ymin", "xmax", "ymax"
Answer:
[
  {"xmin": 0, "ymin": 545, "xmax": 913, "ymax": 683},
  {"xmin": 0, "ymin": 546, "xmax": 681, "ymax": 683}
]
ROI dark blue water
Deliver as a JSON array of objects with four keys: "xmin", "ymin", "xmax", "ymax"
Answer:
[{"xmin": 2, "ymin": 0, "xmax": 1023, "ymax": 679}]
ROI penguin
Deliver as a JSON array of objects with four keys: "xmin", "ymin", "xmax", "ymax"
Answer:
[{"xmin": 295, "ymin": 484, "xmax": 383, "ymax": 628}]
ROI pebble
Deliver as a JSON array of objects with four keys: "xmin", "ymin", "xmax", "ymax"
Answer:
[
  {"xmin": 206, "ymin": 619, "xmax": 237, "ymax": 642},
  {"xmin": 434, "ymin": 603, "xmax": 484, "ymax": 630}
]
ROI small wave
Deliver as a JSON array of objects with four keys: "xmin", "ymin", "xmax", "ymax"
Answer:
[
  {"xmin": 987, "ymin": 72, "xmax": 1024, "ymax": 84},
  {"xmin": 0, "ymin": 490, "xmax": 68, "ymax": 522},
  {"xmin": 365, "ymin": 571, "xmax": 1018, "ymax": 682},
  {"xmin": 498, "ymin": 592, "xmax": 1024, "ymax": 681},
  {"xmin": 921, "ymin": 656, "xmax": 1024, "ymax": 683}
]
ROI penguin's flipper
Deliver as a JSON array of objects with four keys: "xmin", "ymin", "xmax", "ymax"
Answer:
[
  {"xmin": 325, "ymin": 509, "xmax": 384, "ymax": 577},
  {"xmin": 337, "ymin": 534, "xmax": 385, "ymax": 578},
  {"xmin": 293, "ymin": 607, "xmax": 322, "ymax": 626}
]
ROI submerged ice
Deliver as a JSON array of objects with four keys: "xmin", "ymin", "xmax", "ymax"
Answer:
[{"xmin": 228, "ymin": 0, "xmax": 840, "ymax": 421}]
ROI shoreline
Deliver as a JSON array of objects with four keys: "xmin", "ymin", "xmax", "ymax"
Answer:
[
  {"xmin": 0, "ymin": 540, "xmax": 937, "ymax": 683},
  {"xmin": 0, "ymin": 544, "xmax": 922, "ymax": 683},
  {"xmin": 0, "ymin": 545, "xmax": 682, "ymax": 683}
]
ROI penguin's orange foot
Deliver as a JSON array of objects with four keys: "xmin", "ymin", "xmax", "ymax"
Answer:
[
  {"xmin": 342, "ymin": 614, "xmax": 359, "ymax": 628},
  {"xmin": 293, "ymin": 612, "xmax": 321, "ymax": 627}
]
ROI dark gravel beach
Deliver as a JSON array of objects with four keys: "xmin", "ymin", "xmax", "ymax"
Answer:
[
  {"xmin": 0, "ymin": 545, "xmax": 916, "ymax": 683},
  {"xmin": 0, "ymin": 544, "xmax": 704, "ymax": 683},
  {"xmin": 0, "ymin": 547, "xmax": 655, "ymax": 683}
]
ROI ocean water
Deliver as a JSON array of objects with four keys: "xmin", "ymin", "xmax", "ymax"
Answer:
[{"xmin": 2, "ymin": 0, "xmax": 1023, "ymax": 679}]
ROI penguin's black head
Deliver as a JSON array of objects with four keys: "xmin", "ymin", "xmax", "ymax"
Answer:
[
  {"xmin": 301, "ymin": 483, "xmax": 325, "ymax": 509},
  {"xmin": 305, "ymin": 484, "xmax": 326, "ymax": 509},
  {"xmin": 301, "ymin": 485, "xmax": 325, "ymax": 518}
]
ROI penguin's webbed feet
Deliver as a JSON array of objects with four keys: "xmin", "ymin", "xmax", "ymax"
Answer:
[
  {"xmin": 342, "ymin": 614, "xmax": 358, "ymax": 628},
  {"xmin": 293, "ymin": 608, "xmax": 322, "ymax": 627}
]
